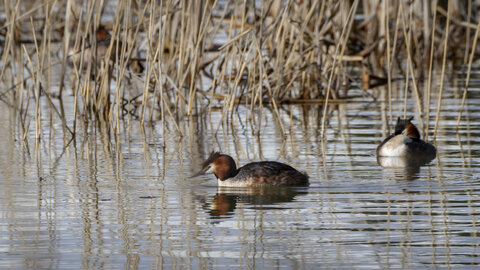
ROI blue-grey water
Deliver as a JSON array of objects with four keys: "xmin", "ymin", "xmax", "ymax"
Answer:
[{"xmin": 0, "ymin": 70, "xmax": 480, "ymax": 269}]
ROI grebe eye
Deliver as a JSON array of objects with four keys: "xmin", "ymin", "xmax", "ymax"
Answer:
[{"xmin": 205, "ymin": 165, "xmax": 214, "ymax": 173}]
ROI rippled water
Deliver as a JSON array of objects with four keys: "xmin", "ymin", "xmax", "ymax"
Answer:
[{"xmin": 0, "ymin": 70, "xmax": 480, "ymax": 269}]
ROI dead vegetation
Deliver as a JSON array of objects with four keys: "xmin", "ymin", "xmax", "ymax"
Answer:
[{"xmin": 0, "ymin": 0, "xmax": 478, "ymax": 139}]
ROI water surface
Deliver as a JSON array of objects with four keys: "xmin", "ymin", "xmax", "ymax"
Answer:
[{"xmin": 0, "ymin": 72, "xmax": 479, "ymax": 269}]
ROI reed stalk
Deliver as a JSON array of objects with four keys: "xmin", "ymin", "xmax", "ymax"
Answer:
[
  {"xmin": 433, "ymin": 0, "xmax": 452, "ymax": 140},
  {"xmin": 399, "ymin": 1, "xmax": 422, "ymax": 120},
  {"xmin": 456, "ymin": 19, "xmax": 480, "ymax": 131},
  {"xmin": 384, "ymin": 0, "xmax": 392, "ymax": 133},
  {"xmin": 320, "ymin": 0, "xmax": 358, "ymax": 138},
  {"xmin": 425, "ymin": 0, "xmax": 438, "ymax": 143}
]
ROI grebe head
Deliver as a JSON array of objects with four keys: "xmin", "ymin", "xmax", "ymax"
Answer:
[
  {"xmin": 394, "ymin": 117, "xmax": 421, "ymax": 140},
  {"xmin": 394, "ymin": 117, "xmax": 414, "ymax": 135},
  {"xmin": 191, "ymin": 152, "xmax": 238, "ymax": 181},
  {"xmin": 402, "ymin": 122, "xmax": 421, "ymax": 140},
  {"xmin": 96, "ymin": 25, "xmax": 110, "ymax": 40}
]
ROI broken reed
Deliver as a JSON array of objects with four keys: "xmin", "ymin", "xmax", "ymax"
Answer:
[{"xmin": 0, "ymin": 0, "xmax": 478, "ymax": 140}]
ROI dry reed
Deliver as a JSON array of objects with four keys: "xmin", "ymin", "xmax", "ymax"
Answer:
[{"xmin": 0, "ymin": 0, "xmax": 477, "ymax": 141}]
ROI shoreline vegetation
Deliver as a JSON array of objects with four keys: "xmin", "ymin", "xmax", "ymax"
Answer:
[{"xmin": 0, "ymin": 0, "xmax": 478, "ymax": 140}]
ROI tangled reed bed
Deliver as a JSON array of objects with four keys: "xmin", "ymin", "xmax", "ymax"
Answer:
[{"xmin": 0, "ymin": 0, "xmax": 478, "ymax": 140}]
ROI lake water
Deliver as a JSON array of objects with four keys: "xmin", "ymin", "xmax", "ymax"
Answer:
[{"xmin": 0, "ymin": 68, "xmax": 479, "ymax": 269}]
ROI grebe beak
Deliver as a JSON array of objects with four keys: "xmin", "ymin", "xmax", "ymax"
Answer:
[
  {"xmin": 189, "ymin": 165, "xmax": 211, "ymax": 178},
  {"xmin": 190, "ymin": 170, "xmax": 206, "ymax": 178}
]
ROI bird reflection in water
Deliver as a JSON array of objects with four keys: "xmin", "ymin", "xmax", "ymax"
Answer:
[
  {"xmin": 377, "ymin": 156, "xmax": 436, "ymax": 181},
  {"xmin": 203, "ymin": 187, "xmax": 308, "ymax": 220}
]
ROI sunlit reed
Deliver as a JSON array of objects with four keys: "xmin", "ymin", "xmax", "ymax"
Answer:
[{"xmin": 0, "ymin": 0, "xmax": 477, "ymax": 140}]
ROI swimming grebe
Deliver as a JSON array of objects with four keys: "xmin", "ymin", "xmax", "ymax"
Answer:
[
  {"xmin": 191, "ymin": 152, "xmax": 309, "ymax": 187},
  {"xmin": 377, "ymin": 117, "xmax": 436, "ymax": 158}
]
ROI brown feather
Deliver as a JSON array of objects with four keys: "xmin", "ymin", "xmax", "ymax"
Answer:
[
  {"xmin": 202, "ymin": 152, "xmax": 222, "ymax": 169},
  {"xmin": 405, "ymin": 123, "xmax": 421, "ymax": 140},
  {"xmin": 212, "ymin": 155, "xmax": 237, "ymax": 180}
]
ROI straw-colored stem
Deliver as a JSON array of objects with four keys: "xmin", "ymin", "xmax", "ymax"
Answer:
[
  {"xmin": 425, "ymin": 0, "xmax": 438, "ymax": 142},
  {"xmin": 320, "ymin": 0, "xmax": 358, "ymax": 138},
  {"xmin": 433, "ymin": 1, "xmax": 452, "ymax": 139},
  {"xmin": 384, "ymin": 0, "xmax": 392, "ymax": 133},
  {"xmin": 455, "ymin": 19, "xmax": 480, "ymax": 130}
]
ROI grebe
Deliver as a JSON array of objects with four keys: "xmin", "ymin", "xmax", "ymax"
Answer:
[
  {"xmin": 68, "ymin": 25, "xmax": 114, "ymax": 67},
  {"xmin": 191, "ymin": 152, "xmax": 309, "ymax": 187},
  {"xmin": 377, "ymin": 117, "xmax": 436, "ymax": 158}
]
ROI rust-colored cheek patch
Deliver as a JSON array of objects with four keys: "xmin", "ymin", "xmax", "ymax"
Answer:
[{"xmin": 406, "ymin": 123, "xmax": 420, "ymax": 139}]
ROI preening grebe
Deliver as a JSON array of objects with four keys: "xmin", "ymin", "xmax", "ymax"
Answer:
[
  {"xmin": 377, "ymin": 117, "xmax": 436, "ymax": 158},
  {"xmin": 191, "ymin": 152, "xmax": 309, "ymax": 187}
]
